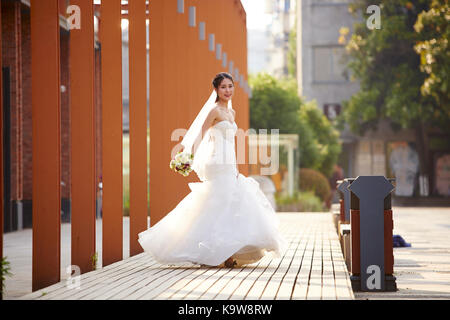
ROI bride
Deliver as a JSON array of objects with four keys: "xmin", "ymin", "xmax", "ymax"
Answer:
[{"xmin": 138, "ymin": 72, "xmax": 286, "ymax": 268}]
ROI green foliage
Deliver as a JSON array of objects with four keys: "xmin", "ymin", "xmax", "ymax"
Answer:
[
  {"xmin": 91, "ymin": 252, "xmax": 98, "ymax": 271},
  {"xmin": 288, "ymin": 18, "xmax": 297, "ymax": 78},
  {"xmin": 249, "ymin": 73, "xmax": 302, "ymax": 134},
  {"xmin": 1, "ymin": 257, "xmax": 13, "ymax": 295},
  {"xmin": 123, "ymin": 190, "xmax": 130, "ymax": 217},
  {"xmin": 299, "ymin": 168, "xmax": 332, "ymax": 206},
  {"xmin": 338, "ymin": 0, "xmax": 449, "ymax": 134},
  {"xmin": 275, "ymin": 191, "xmax": 325, "ymax": 212},
  {"xmin": 298, "ymin": 102, "xmax": 342, "ymax": 177},
  {"xmin": 249, "ymin": 73, "xmax": 342, "ymax": 178},
  {"xmin": 414, "ymin": 0, "xmax": 450, "ymax": 110}
]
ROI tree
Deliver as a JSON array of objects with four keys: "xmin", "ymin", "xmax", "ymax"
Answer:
[
  {"xmin": 249, "ymin": 73, "xmax": 341, "ymax": 178},
  {"xmin": 288, "ymin": 18, "xmax": 297, "ymax": 79},
  {"xmin": 414, "ymin": 0, "xmax": 450, "ymax": 109},
  {"xmin": 299, "ymin": 101, "xmax": 342, "ymax": 177},
  {"xmin": 337, "ymin": 0, "xmax": 449, "ymax": 184},
  {"xmin": 249, "ymin": 73, "xmax": 302, "ymax": 134}
]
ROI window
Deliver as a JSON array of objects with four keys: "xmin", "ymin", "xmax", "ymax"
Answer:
[{"xmin": 313, "ymin": 46, "xmax": 348, "ymax": 82}]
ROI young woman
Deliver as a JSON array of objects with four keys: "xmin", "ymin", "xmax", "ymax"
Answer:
[{"xmin": 138, "ymin": 72, "xmax": 286, "ymax": 268}]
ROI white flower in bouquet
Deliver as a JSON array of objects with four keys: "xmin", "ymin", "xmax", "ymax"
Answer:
[{"xmin": 170, "ymin": 151, "xmax": 194, "ymax": 177}]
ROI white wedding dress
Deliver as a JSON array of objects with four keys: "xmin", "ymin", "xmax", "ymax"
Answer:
[{"xmin": 138, "ymin": 120, "xmax": 286, "ymax": 267}]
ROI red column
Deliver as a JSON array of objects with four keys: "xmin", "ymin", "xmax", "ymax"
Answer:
[
  {"xmin": 70, "ymin": 0, "xmax": 96, "ymax": 274},
  {"xmin": 149, "ymin": 0, "xmax": 166, "ymax": 226},
  {"xmin": 128, "ymin": 0, "xmax": 148, "ymax": 256},
  {"xmin": 101, "ymin": 0, "xmax": 123, "ymax": 267},
  {"xmin": 31, "ymin": 0, "xmax": 61, "ymax": 291}
]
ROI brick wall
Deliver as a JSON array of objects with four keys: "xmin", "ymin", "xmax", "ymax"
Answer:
[
  {"xmin": 20, "ymin": 4, "xmax": 31, "ymax": 200},
  {"xmin": 2, "ymin": 0, "xmax": 22, "ymax": 202},
  {"xmin": 1, "ymin": 1, "xmax": 73, "ymax": 229},
  {"xmin": 95, "ymin": 47, "xmax": 102, "ymax": 191},
  {"xmin": 60, "ymin": 29, "xmax": 71, "ymax": 200}
]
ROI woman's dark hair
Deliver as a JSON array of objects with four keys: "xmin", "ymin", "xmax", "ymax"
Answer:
[{"xmin": 212, "ymin": 72, "xmax": 234, "ymax": 102}]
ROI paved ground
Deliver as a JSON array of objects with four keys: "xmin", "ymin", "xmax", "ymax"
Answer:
[
  {"xmin": 19, "ymin": 213, "xmax": 354, "ymax": 300},
  {"xmin": 355, "ymin": 206, "xmax": 450, "ymax": 300},
  {"xmin": 3, "ymin": 206, "xmax": 450, "ymax": 300},
  {"xmin": 3, "ymin": 218, "xmax": 134, "ymax": 299}
]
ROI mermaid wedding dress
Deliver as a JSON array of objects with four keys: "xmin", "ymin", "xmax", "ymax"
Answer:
[{"xmin": 138, "ymin": 120, "xmax": 286, "ymax": 267}]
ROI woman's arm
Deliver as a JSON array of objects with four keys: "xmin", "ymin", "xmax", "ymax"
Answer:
[
  {"xmin": 201, "ymin": 108, "xmax": 218, "ymax": 138},
  {"xmin": 188, "ymin": 107, "xmax": 218, "ymax": 150}
]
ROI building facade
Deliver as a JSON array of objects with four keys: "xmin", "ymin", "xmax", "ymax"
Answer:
[{"xmin": 297, "ymin": 0, "xmax": 450, "ymax": 202}]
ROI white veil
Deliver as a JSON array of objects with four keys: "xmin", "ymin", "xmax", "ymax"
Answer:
[{"xmin": 181, "ymin": 89, "xmax": 233, "ymax": 181}]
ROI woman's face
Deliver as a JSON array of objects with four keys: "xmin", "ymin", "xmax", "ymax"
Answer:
[{"xmin": 216, "ymin": 78, "xmax": 234, "ymax": 102}]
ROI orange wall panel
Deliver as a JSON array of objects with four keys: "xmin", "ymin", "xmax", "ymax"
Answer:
[
  {"xmin": 100, "ymin": 0, "xmax": 123, "ymax": 267},
  {"xmin": 30, "ymin": 0, "xmax": 61, "ymax": 291},
  {"xmin": 128, "ymin": 0, "xmax": 148, "ymax": 256},
  {"xmin": 70, "ymin": 0, "xmax": 96, "ymax": 274}
]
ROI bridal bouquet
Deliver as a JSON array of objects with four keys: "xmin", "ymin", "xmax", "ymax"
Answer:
[{"xmin": 170, "ymin": 151, "xmax": 194, "ymax": 177}]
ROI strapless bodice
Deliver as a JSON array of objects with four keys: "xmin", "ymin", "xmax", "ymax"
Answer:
[
  {"xmin": 198, "ymin": 120, "xmax": 238, "ymax": 181},
  {"xmin": 210, "ymin": 120, "xmax": 238, "ymax": 142}
]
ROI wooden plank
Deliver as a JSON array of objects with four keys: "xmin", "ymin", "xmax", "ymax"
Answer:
[
  {"xmin": 199, "ymin": 267, "xmax": 247, "ymax": 300},
  {"xmin": 101, "ymin": 0, "xmax": 123, "ymax": 267},
  {"xmin": 70, "ymin": 0, "xmax": 97, "ymax": 276},
  {"xmin": 214, "ymin": 219, "xmax": 292, "ymax": 300},
  {"xmin": 40, "ymin": 255, "xmax": 156, "ymax": 300},
  {"xmin": 134, "ymin": 264, "xmax": 216, "ymax": 300},
  {"xmin": 306, "ymin": 226, "xmax": 322, "ymax": 299},
  {"xmin": 130, "ymin": 265, "xmax": 201, "ymax": 300},
  {"xmin": 330, "ymin": 235, "xmax": 354, "ymax": 300},
  {"xmin": 89, "ymin": 263, "xmax": 191, "ymax": 300},
  {"xmin": 169, "ymin": 267, "xmax": 223, "ymax": 300},
  {"xmin": 275, "ymin": 236, "xmax": 308, "ymax": 300},
  {"xmin": 30, "ymin": 0, "xmax": 61, "ymax": 292},
  {"xmin": 260, "ymin": 225, "xmax": 305, "ymax": 299},
  {"xmin": 78, "ymin": 262, "xmax": 162, "ymax": 300},
  {"xmin": 291, "ymin": 226, "xmax": 315, "ymax": 299},
  {"xmin": 21, "ymin": 253, "xmax": 149, "ymax": 300},
  {"xmin": 19, "ymin": 213, "xmax": 354, "ymax": 300},
  {"xmin": 243, "ymin": 233, "xmax": 297, "ymax": 300},
  {"xmin": 183, "ymin": 267, "xmax": 234, "ymax": 300},
  {"xmin": 128, "ymin": 0, "xmax": 148, "ymax": 257},
  {"xmin": 322, "ymin": 237, "xmax": 337, "ymax": 300},
  {"xmin": 154, "ymin": 267, "xmax": 211, "ymax": 299},
  {"xmin": 212, "ymin": 262, "xmax": 265, "ymax": 300}
]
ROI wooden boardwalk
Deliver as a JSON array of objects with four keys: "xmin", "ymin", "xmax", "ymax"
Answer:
[{"xmin": 19, "ymin": 213, "xmax": 354, "ymax": 300}]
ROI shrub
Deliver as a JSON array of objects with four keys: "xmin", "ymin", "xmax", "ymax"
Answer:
[
  {"xmin": 275, "ymin": 191, "xmax": 325, "ymax": 212},
  {"xmin": 299, "ymin": 168, "xmax": 332, "ymax": 208},
  {"xmin": 1, "ymin": 257, "xmax": 13, "ymax": 296}
]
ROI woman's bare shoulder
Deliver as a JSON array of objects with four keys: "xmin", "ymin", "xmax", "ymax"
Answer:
[{"xmin": 209, "ymin": 106, "xmax": 220, "ymax": 116}]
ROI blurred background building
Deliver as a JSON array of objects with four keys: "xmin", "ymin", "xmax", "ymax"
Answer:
[
  {"xmin": 265, "ymin": 0, "xmax": 296, "ymax": 77},
  {"xmin": 296, "ymin": 0, "xmax": 449, "ymax": 204}
]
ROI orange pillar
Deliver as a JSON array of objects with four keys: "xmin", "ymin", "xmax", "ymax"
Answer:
[
  {"xmin": 241, "ymin": 6, "xmax": 250, "ymax": 176},
  {"xmin": 149, "ymin": 0, "xmax": 167, "ymax": 226},
  {"xmin": 31, "ymin": 0, "xmax": 61, "ymax": 291},
  {"xmin": 128, "ymin": 0, "xmax": 148, "ymax": 256},
  {"xmin": 101, "ymin": 0, "xmax": 123, "ymax": 266},
  {"xmin": 70, "ymin": 0, "xmax": 96, "ymax": 274}
]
